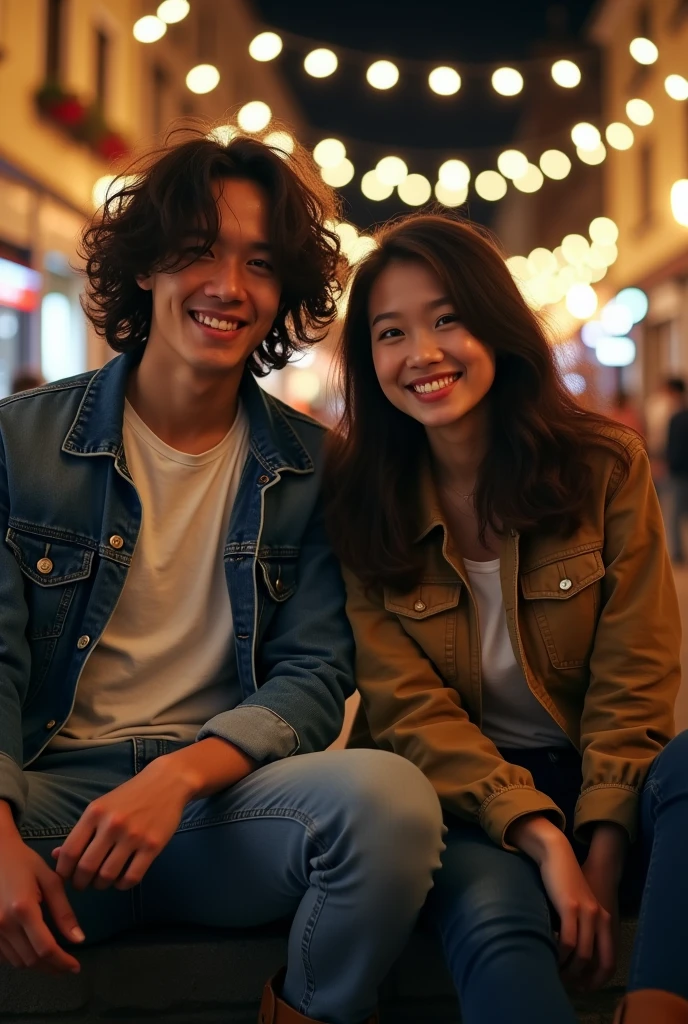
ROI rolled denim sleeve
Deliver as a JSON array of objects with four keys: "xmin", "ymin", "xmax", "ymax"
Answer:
[{"xmin": 197, "ymin": 706, "xmax": 297, "ymax": 762}]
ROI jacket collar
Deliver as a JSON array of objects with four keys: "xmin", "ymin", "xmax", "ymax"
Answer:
[{"xmin": 62, "ymin": 349, "xmax": 313, "ymax": 475}]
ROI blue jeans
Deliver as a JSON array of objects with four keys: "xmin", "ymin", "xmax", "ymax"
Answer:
[
  {"xmin": 427, "ymin": 734, "xmax": 688, "ymax": 1024},
  {"xmin": 19, "ymin": 740, "xmax": 445, "ymax": 1024}
]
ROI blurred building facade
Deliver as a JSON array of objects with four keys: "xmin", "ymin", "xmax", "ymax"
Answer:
[
  {"xmin": 591, "ymin": 0, "xmax": 688, "ymax": 398},
  {"xmin": 0, "ymin": 0, "xmax": 303, "ymax": 397}
]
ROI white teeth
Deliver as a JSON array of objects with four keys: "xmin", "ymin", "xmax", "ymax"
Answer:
[
  {"xmin": 210, "ymin": 318, "xmax": 219, "ymax": 328},
  {"xmin": 412, "ymin": 373, "xmax": 459, "ymax": 394},
  {"xmin": 218, "ymin": 320, "xmax": 228, "ymax": 330},
  {"xmin": 193, "ymin": 312, "xmax": 240, "ymax": 332}
]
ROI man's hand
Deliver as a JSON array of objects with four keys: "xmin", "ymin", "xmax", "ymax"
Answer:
[
  {"xmin": 52, "ymin": 762, "xmax": 191, "ymax": 892},
  {"xmin": 579, "ymin": 822, "xmax": 628, "ymax": 987},
  {"xmin": 0, "ymin": 804, "xmax": 84, "ymax": 974}
]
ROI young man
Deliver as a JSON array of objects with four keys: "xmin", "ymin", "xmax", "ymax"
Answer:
[{"xmin": 0, "ymin": 133, "xmax": 444, "ymax": 1024}]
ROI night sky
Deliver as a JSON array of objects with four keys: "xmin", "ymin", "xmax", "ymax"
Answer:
[{"xmin": 251, "ymin": 0, "xmax": 600, "ymax": 228}]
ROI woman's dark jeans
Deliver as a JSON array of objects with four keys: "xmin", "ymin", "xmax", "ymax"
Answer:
[{"xmin": 426, "ymin": 732, "xmax": 688, "ymax": 1024}]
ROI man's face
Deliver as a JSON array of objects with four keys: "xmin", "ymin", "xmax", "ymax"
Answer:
[{"xmin": 138, "ymin": 178, "xmax": 281, "ymax": 377}]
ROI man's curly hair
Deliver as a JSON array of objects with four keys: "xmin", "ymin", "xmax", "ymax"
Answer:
[{"xmin": 80, "ymin": 124, "xmax": 345, "ymax": 375}]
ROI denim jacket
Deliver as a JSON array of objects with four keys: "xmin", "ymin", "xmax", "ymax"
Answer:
[{"xmin": 0, "ymin": 350, "xmax": 354, "ymax": 820}]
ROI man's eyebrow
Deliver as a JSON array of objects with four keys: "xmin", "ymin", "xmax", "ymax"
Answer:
[{"xmin": 371, "ymin": 297, "xmax": 454, "ymax": 328}]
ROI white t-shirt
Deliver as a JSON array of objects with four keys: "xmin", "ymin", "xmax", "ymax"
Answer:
[
  {"xmin": 51, "ymin": 399, "xmax": 250, "ymax": 749},
  {"xmin": 464, "ymin": 557, "xmax": 569, "ymax": 750}
]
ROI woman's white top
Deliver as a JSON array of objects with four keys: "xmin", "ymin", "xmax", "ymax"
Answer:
[{"xmin": 463, "ymin": 557, "xmax": 570, "ymax": 750}]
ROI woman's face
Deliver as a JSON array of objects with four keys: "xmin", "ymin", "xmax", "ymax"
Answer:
[{"xmin": 368, "ymin": 260, "xmax": 496, "ymax": 430}]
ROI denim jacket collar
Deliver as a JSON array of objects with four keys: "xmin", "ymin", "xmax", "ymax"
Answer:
[{"xmin": 61, "ymin": 348, "xmax": 313, "ymax": 476}]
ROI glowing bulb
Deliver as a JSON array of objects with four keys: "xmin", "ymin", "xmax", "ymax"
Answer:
[
  {"xmin": 92, "ymin": 175, "xmax": 117, "ymax": 209},
  {"xmin": 313, "ymin": 139, "xmax": 346, "ymax": 168},
  {"xmin": 428, "ymin": 67, "xmax": 461, "ymax": 95},
  {"xmin": 475, "ymin": 170, "xmax": 507, "ymax": 201},
  {"xmin": 321, "ymin": 159, "xmax": 355, "ymax": 188},
  {"xmin": 361, "ymin": 171, "xmax": 394, "ymax": 201},
  {"xmin": 237, "ymin": 100, "xmax": 271, "ymax": 132},
  {"xmin": 589, "ymin": 217, "xmax": 619, "ymax": 245},
  {"xmin": 629, "ymin": 37, "xmax": 658, "ymax": 64},
  {"xmin": 591, "ymin": 242, "xmax": 618, "ymax": 266},
  {"xmin": 264, "ymin": 131, "xmax": 294, "ymax": 155},
  {"xmin": 513, "ymin": 163, "xmax": 544, "ymax": 192},
  {"xmin": 438, "ymin": 159, "xmax": 470, "ymax": 190},
  {"xmin": 605, "ymin": 122, "xmax": 634, "ymax": 150},
  {"xmin": 376, "ymin": 156, "xmax": 408, "ymax": 186},
  {"xmin": 366, "ymin": 60, "xmax": 399, "ymax": 90},
  {"xmin": 249, "ymin": 31, "xmax": 283, "ymax": 62},
  {"xmin": 497, "ymin": 149, "xmax": 528, "ymax": 180},
  {"xmin": 133, "ymin": 15, "xmax": 166, "ymax": 42},
  {"xmin": 562, "ymin": 234, "xmax": 590, "ymax": 264},
  {"xmin": 157, "ymin": 0, "xmax": 189, "ymax": 23},
  {"xmin": 596, "ymin": 336, "xmax": 636, "ymax": 367},
  {"xmin": 492, "ymin": 67, "xmax": 523, "ymax": 96},
  {"xmin": 506, "ymin": 255, "xmax": 531, "ymax": 281},
  {"xmin": 539, "ymin": 150, "xmax": 571, "ymax": 179},
  {"xmin": 601, "ymin": 300, "xmax": 634, "ymax": 336},
  {"xmin": 304, "ymin": 49, "xmax": 338, "ymax": 78},
  {"xmin": 528, "ymin": 248, "xmax": 557, "ymax": 275},
  {"xmin": 566, "ymin": 283, "xmax": 598, "ymax": 319},
  {"xmin": 434, "ymin": 182, "xmax": 468, "ymax": 207},
  {"xmin": 398, "ymin": 173, "xmax": 432, "ymax": 206},
  {"xmin": 551, "ymin": 59, "xmax": 581, "ymax": 88},
  {"xmin": 616, "ymin": 288, "xmax": 648, "ymax": 324},
  {"xmin": 335, "ymin": 223, "xmax": 359, "ymax": 253},
  {"xmin": 571, "ymin": 122, "xmax": 601, "ymax": 151},
  {"xmin": 577, "ymin": 143, "xmax": 606, "ymax": 165},
  {"xmin": 581, "ymin": 321, "xmax": 605, "ymax": 348},
  {"xmin": 207, "ymin": 125, "xmax": 237, "ymax": 146},
  {"xmin": 626, "ymin": 98, "xmax": 654, "ymax": 125},
  {"xmin": 186, "ymin": 64, "xmax": 220, "ymax": 94},
  {"xmin": 671, "ymin": 179, "xmax": 688, "ymax": 226},
  {"xmin": 665, "ymin": 75, "xmax": 688, "ymax": 101}
]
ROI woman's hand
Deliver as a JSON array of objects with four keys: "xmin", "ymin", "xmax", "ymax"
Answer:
[{"xmin": 507, "ymin": 814, "xmax": 615, "ymax": 989}]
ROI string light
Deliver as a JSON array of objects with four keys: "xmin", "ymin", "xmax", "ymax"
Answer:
[
  {"xmin": 264, "ymin": 130, "xmax": 295, "ymax": 155},
  {"xmin": 562, "ymin": 234, "xmax": 590, "ymax": 264},
  {"xmin": 186, "ymin": 64, "xmax": 220, "ymax": 94},
  {"xmin": 577, "ymin": 142, "xmax": 606, "ymax": 165},
  {"xmin": 671, "ymin": 180, "xmax": 688, "ymax": 226},
  {"xmin": 540, "ymin": 150, "xmax": 571, "ymax": 179},
  {"xmin": 304, "ymin": 49, "xmax": 338, "ymax": 78},
  {"xmin": 133, "ymin": 15, "xmax": 166, "ymax": 42},
  {"xmin": 438, "ymin": 159, "xmax": 470, "ymax": 190},
  {"xmin": 626, "ymin": 98, "xmax": 654, "ymax": 125},
  {"xmin": 398, "ymin": 173, "xmax": 432, "ymax": 206},
  {"xmin": 605, "ymin": 122, "xmax": 634, "ymax": 149},
  {"xmin": 665, "ymin": 75, "xmax": 688, "ymax": 101},
  {"xmin": 506, "ymin": 255, "xmax": 531, "ymax": 281},
  {"xmin": 600, "ymin": 300, "xmax": 634, "ymax": 336},
  {"xmin": 475, "ymin": 170, "xmax": 507, "ymax": 200},
  {"xmin": 566, "ymin": 283, "xmax": 598, "ymax": 319},
  {"xmin": 497, "ymin": 150, "xmax": 528, "ymax": 180},
  {"xmin": 249, "ymin": 31, "xmax": 283, "ymax": 62},
  {"xmin": 313, "ymin": 139, "xmax": 346, "ymax": 168},
  {"xmin": 589, "ymin": 217, "xmax": 619, "ymax": 245},
  {"xmin": 366, "ymin": 60, "xmax": 399, "ymax": 90},
  {"xmin": 236, "ymin": 100, "xmax": 271, "ymax": 131},
  {"xmin": 616, "ymin": 288, "xmax": 648, "ymax": 323},
  {"xmin": 581, "ymin": 321, "xmax": 606, "ymax": 348},
  {"xmin": 321, "ymin": 159, "xmax": 355, "ymax": 187},
  {"xmin": 429, "ymin": 67, "xmax": 461, "ymax": 95},
  {"xmin": 528, "ymin": 248, "xmax": 557, "ymax": 275},
  {"xmin": 492, "ymin": 68, "xmax": 524, "ymax": 96},
  {"xmin": 513, "ymin": 164, "xmax": 544, "ymax": 192},
  {"xmin": 435, "ymin": 182, "xmax": 468, "ymax": 206},
  {"xmin": 361, "ymin": 171, "xmax": 394, "ymax": 201},
  {"xmin": 596, "ymin": 336, "xmax": 636, "ymax": 367},
  {"xmin": 376, "ymin": 156, "xmax": 408, "ymax": 186},
  {"xmin": 591, "ymin": 242, "xmax": 618, "ymax": 266},
  {"xmin": 629, "ymin": 38, "xmax": 658, "ymax": 64},
  {"xmin": 156, "ymin": 0, "xmax": 190, "ymax": 23},
  {"xmin": 571, "ymin": 122, "xmax": 601, "ymax": 151},
  {"xmin": 551, "ymin": 60, "xmax": 581, "ymax": 88}
]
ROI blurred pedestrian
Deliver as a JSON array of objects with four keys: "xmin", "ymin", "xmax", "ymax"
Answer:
[
  {"xmin": 667, "ymin": 400, "xmax": 688, "ymax": 563},
  {"xmin": 609, "ymin": 390, "xmax": 644, "ymax": 434},
  {"xmin": 645, "ymin": 377, "xmax": 685, "ymax": 486},
  {"xmin": 11, "ymin": 368, "xmax": 45, "ymax": 393}
]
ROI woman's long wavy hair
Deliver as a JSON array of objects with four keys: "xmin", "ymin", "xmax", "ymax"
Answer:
[
  {"xmin": 325, "ymin": 214, "xmax": 631, "ymax": 591},
  {"xmin": 80, "ymin": 124, "xmax": 345, "ymax": 375}
]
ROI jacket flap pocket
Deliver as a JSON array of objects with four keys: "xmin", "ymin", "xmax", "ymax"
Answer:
[
  {"xmin": 384, "ymin": 581, "xmax": 461, "ymax": 619},
  {"xmin": 521, "ymin": 549, "xmax": 604, "ymax": 601},
  {"xmin": 257, "ymin": 554, "xmax": 298, "ymax": 602},
  {"xmin": 6, "ymin": 529, "xmax": 94, "ymax": 587}
]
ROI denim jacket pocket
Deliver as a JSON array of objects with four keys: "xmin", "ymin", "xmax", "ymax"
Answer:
[{"xmin": 257, "ymin": 553, "xmax": 299, "ymax": 603}]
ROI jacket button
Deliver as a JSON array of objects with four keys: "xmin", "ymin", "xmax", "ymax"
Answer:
[
  {"xmin": 109, "ymin": 535, "xmax": 124, "ymax": 549},
  {"xmin": 559, "ymin": 578, "xmax": 572, "ymax": 591},
  {"xmin": 274, "ymin": 578, "xmax": 284, "ymax": 593},
  {"xmin": 414, "ymin": 600, "xmax": 426, "ymax": 612},
  {"xmin": 45, "ymin": 720, "xmax": 56, "ymax": 730},
  {"xmin": 36, "ymin": 557, "xmax": 54, "ymax": 575},
  {"xmin": 258, "ymin": 474, "xmax": 270, "ymax": 485},
  {"xmin": 77, "ymin": 635, "xmax": 91, "ymax": 649}
]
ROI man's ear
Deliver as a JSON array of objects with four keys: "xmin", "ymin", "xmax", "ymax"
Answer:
[{"xmin": 136, "ymin": 274, "xmax": 153, "ymax": 292}]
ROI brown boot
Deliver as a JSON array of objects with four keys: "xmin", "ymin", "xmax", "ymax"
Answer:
[
  {"xmin": 614, "ymin": 989, "xmax": 688, "ymax": 1023},
  {"xmin": 258, "ymin": 968, "xmax": 379, "ymax": 1023}
]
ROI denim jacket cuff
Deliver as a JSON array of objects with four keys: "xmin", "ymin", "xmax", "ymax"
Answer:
[
  {"xmin": 574, "ymin": 784, "xmax": 640, "ymax": 844},
  {"xmin": 196, "ymin": 706, "xmax": 298, "ymax": 763}
]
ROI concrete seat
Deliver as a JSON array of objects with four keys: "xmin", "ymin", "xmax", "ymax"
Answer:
[{"xmin": 0, "ymin": 918, "xmax": 635, "ymax": 1023}]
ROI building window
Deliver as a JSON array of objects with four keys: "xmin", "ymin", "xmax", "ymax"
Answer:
[
  {"xmin": 46, "ymin": 0, "xmax": 64, "ymax": 82},
  {"xmin": 95, "ymin": 28, "xmax": 109, "ymax": 110},
  {"xmin": 639, "ymin": 143, "xmax": 653, "ymax": 227},
  {"xmin": 152, "ymin": 64, "xmax": 168, "ymax": 134}
]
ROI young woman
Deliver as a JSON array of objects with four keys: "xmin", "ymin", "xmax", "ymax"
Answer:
[{"xmin": 326, "ymin": 213, "xmax": 688, "ymax": 1024}]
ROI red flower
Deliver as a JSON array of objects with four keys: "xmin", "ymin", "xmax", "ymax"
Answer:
[
  {"xmin": 96, "ymin": 132, "xmax": 130, "ymax": 161},
  {"xmin": 51, "ymin": 96, "xmax": 86, "ymax": 127}
]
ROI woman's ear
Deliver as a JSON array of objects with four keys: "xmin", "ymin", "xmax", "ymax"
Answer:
[{"xmin": 136, "ymin": 274, "xmax": 153, "ymax": 292}]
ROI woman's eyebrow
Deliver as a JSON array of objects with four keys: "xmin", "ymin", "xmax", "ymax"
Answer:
[{"xmin": 371, "ymin": 297, "xmax": 453, "ymax": 328}]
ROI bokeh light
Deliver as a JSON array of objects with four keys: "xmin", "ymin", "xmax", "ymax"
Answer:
[
  {"xmin": 497, "ymin": 149, "xmax": 528, "ymax": 180},
  {"xmin": 435, "ymin": 182, "xmax": 468, "ymax": 207},
  {"xmin": 237, "ymin": 100, "xmax": 271, "ymax": 131},
  {"xmin": 398, "ymin": 173, "xmax": 432, "ymax": 206},
  {"xmin": 438, "ymin": 159, "xmax": 471, "ymax": 190},
  {"xmin": 571, "ymin": 122, "xmax": 601, "ymax": 151},
  {"xmin": 429, "ymin": 67, "xmax": 461, "ymax": 95},
  {"xmin": 321, "ymin": 159, "xmax": 355, "ymax": 187},
  {"xmin": 605, "ymin": 122, "xmax": 634, "ymax": 149},
  {"xmin": 264, "ymin": 130, "xmax": 294, "ymax": 155},
  {"xmin": 249, "ymin": 31, "xmax": 283, "ymax": 62},
  {"xmin": 551, "ymin": 60, "xmax": 581, "ymax": 87},
  {"xmin": 539, "ymin": 150, "xmax": 571, "ymax": 179},
  {"xmin": 581, "ymin": 321, "xmax": 606, "ymax": 348},
  {"xmin": 616, "ymin": 287, "xmax": 649, "ymax": 323},
  {"xmin": 626, "ymin": 98, "xmax": 654, "ymax": 125},
  {"xmin": 513, "ymin": 164, "xmax": 544, "ymax": 192},
  {"xmin": 562, "ymin": 233, "xmax": 590, "ymax": 264},
  {"xmin": 361, "ymin": 171, "xmax": 394, "ymax": 201},
  {"xmin": 566, "ymin": 283, "xmax": 598, "ymax": 319},
  {"xmin": 366, "ymin": 60, "xmax": 399, "ymax": 90},
  {"xmin": 376, "ymin": 156, "xmax": 408, "ymax": 186},
  {"xmin": 671, "ymin": 180, "xmax": 688, "ymax": 226},
  {"xmin": 304, "ymin": 48, "xmax": 338, "ymax": 78},
  {"xmin": 313, "ymin": 138, "xmax": 346, "ymax": 168},
  {"xmin": 665, "ymin": 75, "xmax": 688, "ymax": 101},
  {"xmin": 596, "ymin": 336, "xmax": 636, "ymax": 367},
  {"xmin": 589, "ymin": 217, "xmax": 619, "ymax": 245},
  {"xmin": 186, "ymin": 64, "xmax": 220, "ymax": 94},
  {"xmin": 157, "ymin": 1, "xmax": 190, "ymax": 23},
  {"xmin": 492, "ymin": 68, "xmax": 524, "ymax": 96},
  {"xmin": 601, "ymin": 300, "xmax": 634, "ymax": 336},
  {"xmin": 577, "ymin": 143, "xmax": 606, "ymax": 165},
  {"xmin": 475, "ymin": 170, "xmax": 507, "ymax": 200},
  {"xmin": 133, "ymin": 15, "xmax": 166, "ymax": 42},
  {"xmin": 629, "ymin": 38, "xmax": 659, "ymax": 64}
]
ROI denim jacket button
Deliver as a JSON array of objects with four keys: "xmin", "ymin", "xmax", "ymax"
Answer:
[
  {"xmin": 275, "ymin": 578, "xmax": 284, "ymax": 593},
  {"xmin": 414, "ymin": 600, "xmax": 426, "ymax": 612},
  {"xmin": 77, "ymin": 635, "xmax": 91, "ymax": 649},
  {"xmin": 36, "ymin": 557, "xmax": 53, "ymax": 575},
  {"xmin": 258, "ymin": 474, "xmax": 270, "ymax": 485},
  {"xmin": 559, "ymin": 578, "xmax": 572, "ymax": 591},
  {"xmin": 45, "ymin": 720, "xmax": 56, "ymax": 730},
  {"xmin": 109, "ymin": 535, "xmax": 124, "ymax": 550}
]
